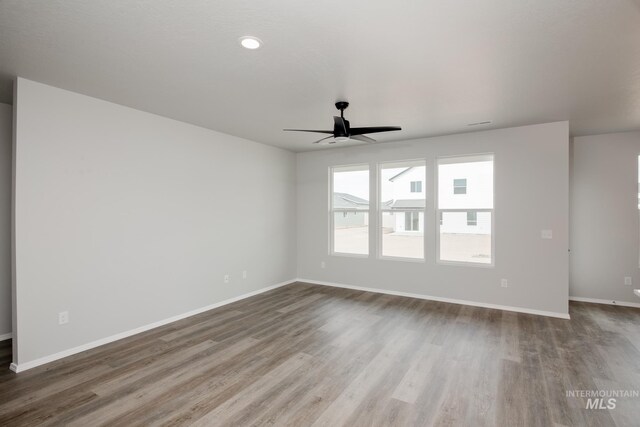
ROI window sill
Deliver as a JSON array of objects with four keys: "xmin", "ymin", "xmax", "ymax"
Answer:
[
  {"xmin": 330, "ymin": 252, "xmax": 369, "ymax": 259},
  {"xmin": 379, "ymin": 256, "xmax": 425, "ymax": 263},
  {"xmin": 437, "ymin": 259, "xmax": 494, "ymax": 269}
]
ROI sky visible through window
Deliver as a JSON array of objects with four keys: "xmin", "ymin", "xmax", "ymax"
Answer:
[{"xmin": 333, "ymin": 170, "xmax": 369, "ymax": 201}]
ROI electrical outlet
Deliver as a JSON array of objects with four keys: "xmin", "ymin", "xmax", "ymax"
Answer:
[
  {"xmin": 58, "ymin": 311, "xmax": 69, "ymax": 325},
  {"xmin": 224, "ymin": 275, "xmax": 230, "ymax": 284},
  {"xmin": 624, "ymin": 276, "xmax": 632, "ymax": 286},
  {"xmin": 501, "ymin": 279, "xmax": 508, "ymax": 288},
  {"xmin": 541, "ymin": 230, "xmax": 553, "ymax": 239},
  {"xmin": 321, "ymin": 261, "xmax": 326, "ymax": 269},
  {"xmin": 242, "ymin": 270, "xmax": 247, "ymax": 279}
]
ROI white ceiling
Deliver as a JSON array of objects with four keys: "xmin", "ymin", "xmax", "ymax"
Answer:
[{"xmin": 1, "ymin": 0, "xmax": 639, "ymax": 152}]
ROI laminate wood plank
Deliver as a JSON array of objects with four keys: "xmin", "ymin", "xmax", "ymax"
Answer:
[
  {"xmin": 500, "ymin": 310, "xmax": 521, "ymax": 362},
  {"xmin": 593, "ymin": 377, "xmax": 638, "ymax": 427},
  {"xmin": 391, "ymin": 341, "xmax": 442, "ymax": 404},
  {"xmin": 65, "ymin": 337, "xmax": 261, "ymax": 426},
  {"xmin": 311, "ymin": 327, "xmax": 419, "ymax": 427},
  {"xmin": 189, "ymin": 352, "xmax": 315, "ymax": 426},
  {"xmin": 158, "ymin": 310, "xmax": 244, "ymax": 342},
  {"xmin": 463, "ymin": 310, "xmax": 501, "ymax": 426},
  {"xmin": 269, "ymin": 322, "xmax": 396, "ymax": 426},
  {"xmin": 0, "ymin": 283, "xmax": 638, "ymax": 426},
  {"xmin": 144, "ymin": 328, "xmax": 333, "ymax": 426},
  {"xmin": 0, "ymin": 388, "xmax": 98, "ymax": 426},
  {"xmin": 402, "ymin": 350, "xmax": 460, "ymax": 426},
  {"xmin": 276, "ymin": 293, "xmax": 325, "ymax": 314},
  {"xmin": 0, "ymin": 363, "xmax": 113, "ymax": 417},
  {"xmin": 90, "ymin": 339, "xmax": 218, "ymax": 396}
]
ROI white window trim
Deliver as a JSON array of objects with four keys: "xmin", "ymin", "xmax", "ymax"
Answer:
[{"xmin": 435, "ymin": 153, "xmax": 496, "ymax": 268}]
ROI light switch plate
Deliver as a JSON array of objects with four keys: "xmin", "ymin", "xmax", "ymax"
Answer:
[{"xmin": 541, "ymin": 229, "xmax": 553, "ymax": 239}]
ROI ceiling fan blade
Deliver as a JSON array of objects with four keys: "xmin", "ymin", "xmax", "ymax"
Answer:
[
  {"xmin": 351, "ymin": 134, "xmax": 376, "ymax": 143},
  {"xmin": 283, "ymin": 129, "xmax": 334, "ymax": 134},
  {"xmin": 333, "ymin": 116, "xmax": 348, "ymax": 135},
  {"xmin": 312, "ymin": 136, "xmax": 334, "ymax": 144},
  {"xmin": 349, "ymin": 126, "xmax": 401, "ymax": 135}
]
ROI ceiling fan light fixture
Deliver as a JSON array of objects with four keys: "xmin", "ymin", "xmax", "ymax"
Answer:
[
  {"xmin": 334, "ymin": 136, "xmax": 350, "ymax": 143},
  {"xmin": 239, "ymin": 36, "xmax": 262, "ymax": 50}
]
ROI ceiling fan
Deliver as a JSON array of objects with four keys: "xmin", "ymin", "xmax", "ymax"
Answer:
[{"xmin": 284, "ymin": 101, "xmax": 401, "ymax": 144}]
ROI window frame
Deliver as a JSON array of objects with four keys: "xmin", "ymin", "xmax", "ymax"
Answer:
[
  {"xmin": 329, "ymin": 163, "xmax": 371, "ymax": 258},
  {"xmin": 377, "ymin": 159, "xmax": 426, "ymax": 263},
  {"xmin": 410, "ymin": 181, "xmax": 422, "ymax": 193},
  {"xmin": 436, "ymin": 154, "xmax": 495, "ymax": 268}
]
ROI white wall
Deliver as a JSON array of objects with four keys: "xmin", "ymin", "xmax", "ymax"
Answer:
[
  {"xmin": 13, "ymin": 78, "xmax": 296, "ymax": 366},
  {"xmin": 297, "ymin": 122, "xmax": 570, "ymax": 316},
  {"xmin": 570, "ymin": 131, "xmax": 640, "ymax": 305},
  {"xmin": 0, "ymin": 103, "xmax": 11, "ymax": 338}
]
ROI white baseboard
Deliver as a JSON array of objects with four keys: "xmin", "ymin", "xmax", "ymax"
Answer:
[
  {"xmin": 298, "ymin": 278, "xmax": 571, "ymax": 319},
  {"xmin": 569, "ymin": 296, "xmax": 640, "ymax": 309},
  {"xmin": 10, "ymin": 279, "xmax": 296, "ymax": 373},
  {"xmin": 0, "ymin": 332, "xmax": 12, "ymax": 341}
]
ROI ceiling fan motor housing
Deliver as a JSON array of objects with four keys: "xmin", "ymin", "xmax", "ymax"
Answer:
[{"xmin": 334, "ymin": 119, "xmax": 350, "ymax": 137}]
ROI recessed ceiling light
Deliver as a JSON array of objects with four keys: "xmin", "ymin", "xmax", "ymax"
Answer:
[
  {"xmin": 467, "ymin": 121, "xmax": 492, "ymax": 126},
  {"xmin": 239, "ymin": 36, "xmax": 262, "ymax": 50}
]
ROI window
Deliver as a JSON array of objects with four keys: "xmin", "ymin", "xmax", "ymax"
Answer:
[
  {"xmin": 453, "ymin": 178, "xmax": 467, "ymax": 194},
  {"xmin": 331, "ymin": 165, "xmax": 369, "ymax": 255},
  {"xmin": 467, "ymin": 211, "xmax": 477, "ymax": 226},
  {"xmin": 380, "ymin": 161, "xmax": 426, "ymax": 259},
  {"xmin": 438, "ymin": 155, "xmax": 494, "ymax": 265}
]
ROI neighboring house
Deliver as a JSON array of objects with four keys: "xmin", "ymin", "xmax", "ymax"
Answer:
[
  {"xmin": 384, "ymin": 164, "xmax": 491, "ymax": 235},
  {"xmin": 334, "ymin": 162, "xmax": 491, "ymax": 235},
  {"xmin": 385, "ymin": 167, "xmax": 425, "ymax": 234},
  {"xmin": 333, "ymin": 192, "xmax": 369, "ymax": 228},
  {"xmin": 438, "ymin": 161, "xmax": 492, "ymax": 235}
]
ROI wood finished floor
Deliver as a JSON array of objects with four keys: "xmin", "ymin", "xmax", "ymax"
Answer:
[{"xmin": 0, "ymin": 282, "xmax": 639, "ymax": 426}]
